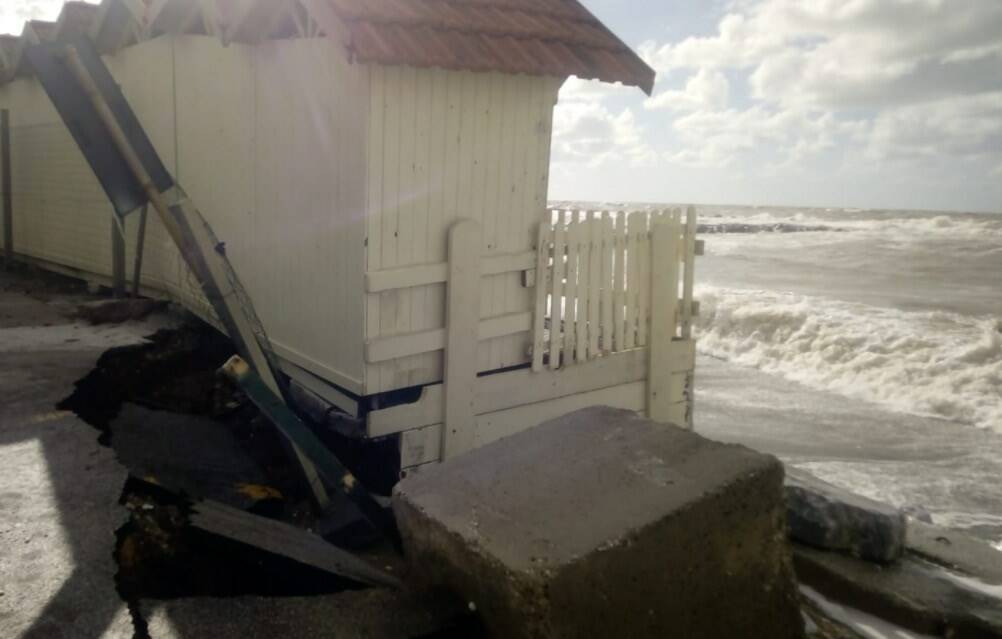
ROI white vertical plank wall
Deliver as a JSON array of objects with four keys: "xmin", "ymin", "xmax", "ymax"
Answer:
[
  {"xmin": 0, "ymin": 35, "xmax": 371, "ymax": 394},
  {"xmin": 0, "ymin": 30, "xmax": 696, "ymax": 427},
  {"xmin": 363, "ymin": 67, "xmax": 561, "ymax": 394}
]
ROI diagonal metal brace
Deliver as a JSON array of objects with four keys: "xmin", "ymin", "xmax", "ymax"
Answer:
[{"xmin": 222, "ymin": 356, "xmax": 400, "ymax": 545}]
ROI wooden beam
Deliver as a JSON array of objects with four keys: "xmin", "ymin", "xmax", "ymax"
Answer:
[
  {"xmin": 143, "ymin": 0, "xmax": 171, "ymax": 36},
  {"xmin": 365, "ymin": 250, "xmax": 535, "ymax": 293},
  {"xmin": 442, "ymin": 219, "xmax": 480, "ymax": 460},
  {"xmin": 364, "ymin": 311, "xmax": 531, "ymax": 363},
  {"xmin": 257, "ymin": 0, "xmax": 297, "ymax": 43},
  {"xmin": 131, "ymin": 204, "xmax": 148, "ymax": 296},
  {"xmin": 648, "ymin": 213, "xmax": 682, "ymax": 425},
  {"xmin": 201, "ymin": 0, "xmax": 220, "ymax": 37},
  {"xmin": 279, "ymin": 358, "xmax": 359, "ymax": 418},
  {"xmin": 1, "ymin": 109, "xmax": 11, "ymax": 267},
  {"xmin": 222, "ymin": 0, "xmax": 259, "ymax": 45},
  {"xmin": 88, "ymin": 0, "xmax": 116, "ymax": 41},
  {"xmin": 111, "ymin": 212, "xmax": 126, "ymax": 297},
  {"xmin": 178, "ymin": 0, "xmax": 206, "ymax": 34},
  {"xmin": 531, "ymin": 220, "xmax": 551, "ymax": 371},
  {"xmin": 368, "ymin": 341, "xmax": 696, "ymax": 438},
  {"xmin": 189, "ymin": 499, "xmax": 401, "ymax": 588},
  {"xmin": 298, "ymin": 0, "xmax": 351, "ymax": 49}
]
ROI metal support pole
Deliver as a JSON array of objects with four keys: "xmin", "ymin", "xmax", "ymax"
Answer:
[
  {"xmin": 59, "ymin": 45, "xmax": 331, "ymax": 509},
  {"xmin": 1, "ymin": 109, "xmax": 12, "ymax": 268},
  {"xmin": 111, "ymin": 212, "xmax": 126, "ymax": 297},
  {"xmin": 132, "ymin": 204, "xmax": 148, "ymax": 296}
]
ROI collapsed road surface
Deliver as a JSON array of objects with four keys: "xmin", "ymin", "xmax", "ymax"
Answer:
[
  {"xmin": 0, "ymin": 265, "xmax": 474, "ymax": 639},
  {"xmin": 1, "ymin": 266, "xmax": 899, "ymax": 639}
]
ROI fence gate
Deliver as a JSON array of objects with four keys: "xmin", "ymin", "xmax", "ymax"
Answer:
[{"xmin": 531, "ymin": 207, "xmax": 699, "ymax": 426}]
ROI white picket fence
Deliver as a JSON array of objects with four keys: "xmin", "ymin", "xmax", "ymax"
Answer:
[
  {"xmin": 532, "ymin": 207, "xmax": 699, "ymax": 371},
  {"xmin": 367, "ymin": 206, "xmax": 701, "ymax": 468}
]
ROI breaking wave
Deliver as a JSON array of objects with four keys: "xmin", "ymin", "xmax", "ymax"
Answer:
[
  {"xmin": 699, "ymin": 210, "xmax": 1002, "ymax": 240},
  {"xmin": 695, "ymin": 285, "xmax": 1002, "ymax": 432}
]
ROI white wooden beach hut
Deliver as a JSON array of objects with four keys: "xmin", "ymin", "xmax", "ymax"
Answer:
[{"xmin": 0, "ymin": 0, "xmax": 698, "ymax": 476}]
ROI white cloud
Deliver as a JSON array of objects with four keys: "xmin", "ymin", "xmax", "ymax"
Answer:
[
  {"xmin": 632, "ymin": 0, "xmax": 1002, "ymax": 175},
  {"xmin": 645, "ymin": 68, "xmax": 730, "ymax": 112},
  {"xmin": 644, "ymin": 0, "xmax": 1002, "ymax": 110},
  {"xmin": 667, "ymin": 104, "xmax": 844, "ymax": 168},
  {"xmin": 866, "ymin": 91, "xmax": 1002, "ymax": 163},
  {"xmin": 552, "ymin": 78, "xmax": 657, "ymax": 168}
]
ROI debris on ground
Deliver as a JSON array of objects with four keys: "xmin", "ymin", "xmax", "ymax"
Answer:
[
  {"xmin": 794, "ymin": 542, "xmax": 1002, "ymax": 637},
  {"xmin": 785, "ymin": 468, "xmax": 906, "ymax": 563}
]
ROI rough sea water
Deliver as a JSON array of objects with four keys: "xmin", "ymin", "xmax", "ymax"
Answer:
[{"xmin": 570, "ymin": 203, "xmax": 1002, "ymax": 546}]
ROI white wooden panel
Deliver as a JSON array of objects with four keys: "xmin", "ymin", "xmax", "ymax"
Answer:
[
  {"xmin": 531, "ymin": 219, "xmax": 551, "ymax": 371},
  {"xmin": 549, "ymin": 209, "xmax": 566, "ymax": 370},
  {"xmin": 365, "ymin": 250, "xmax": 534, "ymax": 293},
  {"xmin": 0, "ymin": 35, "xmax": 371, "ymax": 394},
  {"xmin": 600, "ymin": 213, "xmax": 614, "ymax": 353},
  {"xmin": 586, "ymin": 213, "xmax": 601, "ymax": 358},
  {"xmin": 443, "ymin": 219, "xmax": 480, "ymax": 459},
  {"xmin": 365, "ymin": 311, "xmax": 532, "ymax": 363},
  {"xmin": 363, "ymin": 68, "xmax": 561, "ymax": 394},
  {"xmin": 613, "ymin": 212, "xmax": 627, "ymax": 351},
  {"xmin": 563, "ymin": 212, "xmax": 579, "ymax": 365},
  {"xmin": 648, "ymin": 213, "xmax": 682, "ymax": 423},
  {"xmin": 400, "ymin": 380, "xmax": 647, "ymax": 468},
  {"xmin": 368, "ymin": 341, "xmax": 696, "ymax": 437}
]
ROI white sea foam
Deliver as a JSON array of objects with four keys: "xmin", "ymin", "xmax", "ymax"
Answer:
[
  {"xmin": 701, "ymin": 209, "xmax": 1002, "ymax": 240},
  {"xmin": 695, "ymin": 285, "xmax": 1002, "ymax": 432}
]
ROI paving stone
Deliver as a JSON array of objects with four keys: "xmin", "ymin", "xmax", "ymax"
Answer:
[{"xmin": 794, "ymin": 543, "xmax": 1002, "ymax": 638}]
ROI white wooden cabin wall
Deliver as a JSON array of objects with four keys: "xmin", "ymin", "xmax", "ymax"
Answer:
[
  {"xmin": 0, "ymin": 37, "xmax": 563, "ymax": 399},
  {"xmin": 364, "ymin": 66, "xmax": 559, "ymax": 395},
  {"xmin": 0, "ymin": 35, "xmax": 370, "ymax": 393},
  {"xmin": 0, "ymin": 37, "xmax": 177, "ymax": 287}
]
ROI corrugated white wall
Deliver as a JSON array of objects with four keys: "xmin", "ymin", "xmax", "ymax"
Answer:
[
  {"xmin": 364, "ymin": 66, "xmax": 559, "ymax": 394},
  {"xmin": 0, "ymin": 35, "xmax": 370, "ymax": 393}
]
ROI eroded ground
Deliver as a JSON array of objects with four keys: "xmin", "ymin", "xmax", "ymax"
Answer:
[
  {"xmin": 1, "ymin": 265, "xmax": 873, "ymax": 639},
  {"xmin": 0, "ymin": 266, "xmax": 473, "ymax": 639}
]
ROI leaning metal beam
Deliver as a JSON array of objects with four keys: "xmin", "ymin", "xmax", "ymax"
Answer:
[
  {"xmin": 222, "ymin": 356, "xmax": 399, "ymax": 545},
  {"xmin": 55, "ymin": 43, "xmax": 332, "ymax": 510}
]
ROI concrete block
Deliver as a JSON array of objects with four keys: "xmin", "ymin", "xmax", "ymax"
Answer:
[
  {"xmin": 393, "ymin": 406, "xmax": 805, "ymax": 639},
  {"xmin": 785, "ymin": 468, "xmax": 905, "ymax": 563}
]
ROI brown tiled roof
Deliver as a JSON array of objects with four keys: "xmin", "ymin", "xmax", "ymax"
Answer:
[
  {"xmin": 328, "ymin": 0, "xmax": 655, "ymax": 94},
  {"xmin": 0, "ymin": 0, "xmax": 654, "ymax": 93}
]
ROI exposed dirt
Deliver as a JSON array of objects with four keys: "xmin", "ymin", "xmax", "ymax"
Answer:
[{"xmin": 55, "ymin": 321, "xmax": 393, "ymax": 631}]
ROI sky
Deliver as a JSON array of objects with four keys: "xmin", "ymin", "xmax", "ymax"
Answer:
[
  {"xmin": 3, "ymin": 1, "xmax": 1000, "ymax": 213},
  {"xmin": 554, "ymin": 0, "xmax": 1002, "ymax": 213}
]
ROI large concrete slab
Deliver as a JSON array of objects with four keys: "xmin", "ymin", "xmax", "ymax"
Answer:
[{"xmin": 394, "ymin": 406, "xmax": 805, "ymax": 638}]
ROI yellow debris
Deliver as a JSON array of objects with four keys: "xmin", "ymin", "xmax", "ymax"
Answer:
[{"xmin": 236, "ymin": 483, "xmax": 283, "ymax": 501}]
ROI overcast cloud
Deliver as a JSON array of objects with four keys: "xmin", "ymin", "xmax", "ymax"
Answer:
[{"xmin": 552, "ymin": 0, "xmax": 1002, "ymax": 212}]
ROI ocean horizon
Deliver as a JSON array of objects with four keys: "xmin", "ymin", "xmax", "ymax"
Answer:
[{"xmin": 562, "ymin": 201, "xmax": 1002, "ymax": 547}]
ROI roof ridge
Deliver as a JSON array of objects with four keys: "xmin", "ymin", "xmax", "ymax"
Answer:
[{"xmin": 348, "ymin": 20, "xmax": 630, "ymax": 53}]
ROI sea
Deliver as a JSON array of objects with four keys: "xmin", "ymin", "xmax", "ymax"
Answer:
[{"xmin": 570, "ymin": 203, "xmax": 1002, "ymax": 547}]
